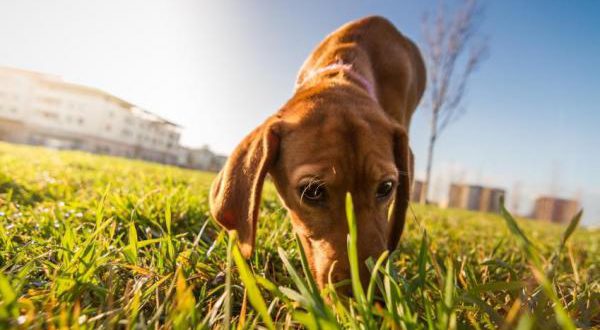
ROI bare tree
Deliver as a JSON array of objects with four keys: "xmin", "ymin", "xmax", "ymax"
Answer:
[{"xmin": 419, "ymin": 0, "xmax": 489, "ymax": 203}]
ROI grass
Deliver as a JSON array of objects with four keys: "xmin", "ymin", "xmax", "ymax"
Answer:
[{"xmin": 0, "ymin": 141, "xmax": 598, "ymax": 329}]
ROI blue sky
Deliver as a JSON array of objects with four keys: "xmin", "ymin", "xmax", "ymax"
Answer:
[{"xmin": 0, "ymin": 1, "xmax": 598, "ymax": 225}]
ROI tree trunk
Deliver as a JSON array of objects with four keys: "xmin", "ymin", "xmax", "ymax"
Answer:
[{"xmin": 421, "ymin": 111, "xmax": 438, "ymax": 204}]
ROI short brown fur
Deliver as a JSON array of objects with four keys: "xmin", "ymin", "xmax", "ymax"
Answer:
[{"xmin": 210, "ymin": 16, "xmax": 426, "ymax": 289}]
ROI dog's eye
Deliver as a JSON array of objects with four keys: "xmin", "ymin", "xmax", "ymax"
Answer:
[
  {"xmin": 299, "ymin": 181, "xmax": 327, "ymax": 204},
  {"xmin": 376, "ymin": 181, "xmax": 394, "ymax": 200}
]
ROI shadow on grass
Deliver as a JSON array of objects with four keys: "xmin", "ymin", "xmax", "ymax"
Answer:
[{"xmin": 0, "ymin": 173, "xmax": 43, "ymax": 206}]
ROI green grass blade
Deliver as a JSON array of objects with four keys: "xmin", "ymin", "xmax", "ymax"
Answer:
[
  {"xmin": 95, "ymin": 184, "xmax": 110, "ymax": 227},
  {"xmin": 231, "ymin": 234, "xmax": 275, "ymax": 330},
  {"xmin": 165, "ymin": 198, "xmax": 172, "ymax": 236},
  {"xmin": 441, "ymin": 259, "xmax": 456, "ymax": 329},
  {"xmin": 345, "ymin": 193, "xmax": 366, "ymax": 303},
  {"xmin": 295, "ymin": 234, "xmax": 321, "ymax": 297},
  {"xmin": 277, "ymin": 247, "xmax": 311, "ymax": 299},
  {"xmin": 499, "ymin": 197, "xmax": 540, "ymax": 267},
  {"xmin": 499, "ymin": 198, "xmax": 577, "ymax": 330},
  {"xmin": 415, "ymin": 230, "xmax": 429, "ymax": 291},
  {"xmin": 559, "ymin": 210, "xmax": 582, "ymax": 252},
  {"xmin": 345, "ymin": 192, "xmax": 376, "ymax": 328},
  {"xmin": 366, "ymin": 250, "xmax": 388, "ymax": 304},
  {"xmin": 128, "ymin": 222, "xmax": 138, "ymax": 263},
  {"xmin": 0, "ymin": 273, "xmax": 16, "ymax": 310},
  {"xmin": 224, "ymin": 231, "xmax": 234, "ymax": 329}
]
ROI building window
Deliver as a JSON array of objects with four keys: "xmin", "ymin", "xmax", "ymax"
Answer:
[
  {"xmin": 37, "ymin": 96, "xmax": 61, "ymax": 107},
  {"xmin": 38, "ymin": 110, "xmax": 59, "ymax": 120}
]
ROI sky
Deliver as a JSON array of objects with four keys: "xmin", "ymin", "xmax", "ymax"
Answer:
[{"xmin": 0, "ymin": 1, "xmax": 598, "ymax": 226}]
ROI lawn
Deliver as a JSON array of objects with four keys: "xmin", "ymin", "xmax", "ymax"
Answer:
[{"xmin": 0, "ymin": 142, "xmax": 598, "ymax": 329}]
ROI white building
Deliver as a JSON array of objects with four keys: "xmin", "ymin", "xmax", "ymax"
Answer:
[
  {"xmin": 184, "ymin": 146, "xmax": 227, "ymax": 172},
  {"xmin": 0, "ymin": 66, "xmax": 181, "ymax": 164}
]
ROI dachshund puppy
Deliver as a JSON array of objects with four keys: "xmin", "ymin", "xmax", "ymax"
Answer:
[{"xmin": 210, "ymin": 16, "xmax": 426, "ymax": 289}]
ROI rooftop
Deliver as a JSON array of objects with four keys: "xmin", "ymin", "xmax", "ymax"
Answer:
[{"xmin": 0, "ymin": 66, "xmax": 181, "ymax": 128}]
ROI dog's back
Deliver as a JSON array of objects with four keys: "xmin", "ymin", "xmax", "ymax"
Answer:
[{"xmin": 296, "ymin": 16, "xmax": 426, "ymax": 130}]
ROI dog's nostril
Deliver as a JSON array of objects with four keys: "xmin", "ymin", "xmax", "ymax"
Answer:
[
  {"xmin": 332, "ymin": 279, "xmax": 353, "ymax": 297},
  {"xmin": 329, "ymin": 272, "xmax": 353, "ymax": 295},
  {"xmin": 331, "ymin": 271, "xmax": 350, "ymax": 283}
]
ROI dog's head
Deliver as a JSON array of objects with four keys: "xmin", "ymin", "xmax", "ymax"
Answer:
[{"xmin": 209, "ymin": 86, "xmax": 413, "ymax": 289}]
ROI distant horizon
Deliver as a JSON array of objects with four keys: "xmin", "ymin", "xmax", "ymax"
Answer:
[{"xmin": 0, "ymin": 0, "xmax": 598, "ymax": 226}]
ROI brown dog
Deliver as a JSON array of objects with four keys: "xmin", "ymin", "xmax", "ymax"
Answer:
[{"xmin": 210, "ymin": 16, "xmax": 426, "ymax": 289}]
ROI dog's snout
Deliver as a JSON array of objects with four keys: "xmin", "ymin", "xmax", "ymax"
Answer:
[{"xmin": 331, "ymin": 270, "xmax": 348, "ymax": 284}]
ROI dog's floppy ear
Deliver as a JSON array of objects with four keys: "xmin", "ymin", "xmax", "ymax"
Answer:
[
  {"xmin": 209, "ymin": 119, "xmax": 280, "ymax": 258},
  {"xmin": 387, "ymin": 127, "xmax": 413, "ymax": 251}
]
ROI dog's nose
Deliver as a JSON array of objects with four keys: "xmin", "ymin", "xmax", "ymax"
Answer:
[
  {"xmin": 328, "ymin": 266, "xmax": 371, "ymax": 297},
  {"xmin": 331, "ymin": 271, "xmax": 349, "ymax": 284},
  {"xmin": 331, "ymin": 273, "xmax": 353, "ymax": 296}
]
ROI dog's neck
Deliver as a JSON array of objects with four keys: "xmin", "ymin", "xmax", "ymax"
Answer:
[{"xmin": 296, "ymin": 61, "xmax": 377, "ymax": 101}]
